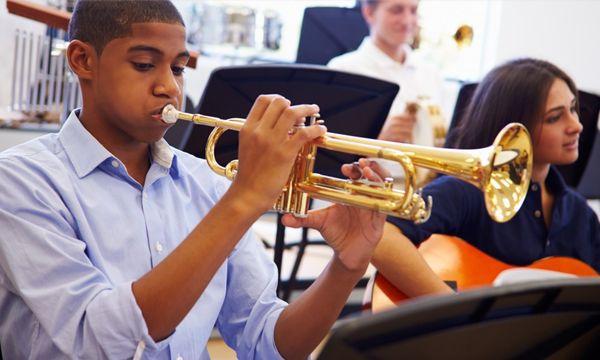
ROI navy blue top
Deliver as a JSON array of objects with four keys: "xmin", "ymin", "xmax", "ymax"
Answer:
[{"xmin": 388, "ymin": 166, "xmax": 600, "ymax": 272}]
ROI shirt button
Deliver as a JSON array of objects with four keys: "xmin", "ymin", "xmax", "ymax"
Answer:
[
  {"xmin": 176, "ymin": 355, "xmax": 183, "ymax": 360},
  {"xmin": 534, "ymin": 210, "xmax": 542, "ymax": 218},
  {"xmin": 111, "ymin": 160, "xmax": 119, "ymax": 168},
  {"xmin": 531, "ymin": 184, "xmax": 539, "ymax": 191},
  {"xmin": 155, "ymin": 242, "xmax": 164, "ymax": 253},
  {"xmin": 143, "ymin": 193, "xmax": 148, "ymax": 199}
]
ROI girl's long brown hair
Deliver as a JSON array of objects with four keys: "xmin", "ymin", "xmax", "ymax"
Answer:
[{"xmin": 452, "ymin": 58, "xmax": 578, "ymax": 149}]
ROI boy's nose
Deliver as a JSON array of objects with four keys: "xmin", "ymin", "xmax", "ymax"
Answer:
[{"xmin": 153, "ymin": 70, "xmax": 182, "ymax": 99}]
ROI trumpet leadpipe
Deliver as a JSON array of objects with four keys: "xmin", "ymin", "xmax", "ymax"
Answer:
[{"xmin": 162, "ymin": 104, "xmax": 244, "ymax": 130}]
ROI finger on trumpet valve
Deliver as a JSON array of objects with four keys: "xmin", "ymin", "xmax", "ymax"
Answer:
[
  {"xmin": 351, "ymin": 161, "xmax": 364, "ymax": 180},
  {"xmin": 289, "ymin": 122, "xmax": 305, "ymax": 135},
  {"xmin": 289, "ymin": 113, "xmax": 323, "ymax": 135},
  {"xmin": 307, "ymin": 113, "xmax": 323, "ymax": 126}
]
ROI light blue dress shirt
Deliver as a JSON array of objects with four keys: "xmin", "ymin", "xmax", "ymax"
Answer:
[{"xmin": 0, "ymin": 110, "xmax": 287, "ymax": 359}]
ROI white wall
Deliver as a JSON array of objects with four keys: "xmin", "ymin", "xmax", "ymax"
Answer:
[
  {"xmin": 485, "ymin": 0, "xmax": 600, "ymax": 94},
  {"xmin": 2, "ymin": 0, "xmax": 600, "ymax": 150},
  {"xmin": 1, "ymin": 1, "xmax": 49, "ymax": 151},
  {"xmin": 0, "ymin": 129, "xmax": 47, "ymax": 151},
  {"xmin": 0, "ymin": 0, "xmax": 46, "ymax": 109}
]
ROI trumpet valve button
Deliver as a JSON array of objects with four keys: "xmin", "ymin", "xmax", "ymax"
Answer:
[
  {"xmin": 308, "ymin": 114, "xmax": 323, "ymax": 126},
  {"xmin": 384, "ymin": 177, "xmax": 394, "ymax": 190}
]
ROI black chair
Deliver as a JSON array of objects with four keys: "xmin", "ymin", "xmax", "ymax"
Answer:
[
  {"xmin": 180, "ymin": 64, "xmax": 399, "ymax": 300},
  {"xmin": 578, "ymin": 129, "xmax": 600, "ymax": 199},
  {"xmin": 444, "ymin": 82, "xmax": 477, "ymax": 149},
  {"xmin": 318, "ymin": 278, "xmax": 600, "ymax": 359},
  {"xmin": 561, "ymin": 91, "xmax": 600, "ymax": 192},
  {"xmin": 296, "ymin": 6, "xmax": 369, "ymax": 65},
  {"xmin": 447, "ymin": 83, "xmax": 600, "ymax": 192}
]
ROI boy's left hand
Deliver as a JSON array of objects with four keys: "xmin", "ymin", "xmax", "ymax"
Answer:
[{"xmin": 281, "ymin": 164, "xmax": 386, "ymax": 274}]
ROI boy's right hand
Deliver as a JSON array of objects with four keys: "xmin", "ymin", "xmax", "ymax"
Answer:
[
  {"xmin": 377, "ymin": 112, "xmax": 416, "ymax": 143},
  {"xmin": 340, "ymin": 158, "xmax": 392, "ymax": 181},
  {"xmin": 229, "ymin": 95, "xmax": 326, "ymax": 213}
]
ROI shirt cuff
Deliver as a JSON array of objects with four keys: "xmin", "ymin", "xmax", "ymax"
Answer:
[{"xmin": 255, "ymin": 306, "xmax": 285, "ymax": 360}]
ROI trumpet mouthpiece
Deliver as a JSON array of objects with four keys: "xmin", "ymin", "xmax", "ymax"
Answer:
[{"xmin": 161, "ymin": 105, "xmax": 178, "ymax": 124}]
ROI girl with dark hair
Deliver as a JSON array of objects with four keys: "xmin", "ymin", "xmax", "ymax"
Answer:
[
  {"xmin": 453, "ymin": 58, "xmax": 579, "ymax": 151},
  {"xmin": 341, "ymin": 58, "xmax": 600, "ymax": 298}
]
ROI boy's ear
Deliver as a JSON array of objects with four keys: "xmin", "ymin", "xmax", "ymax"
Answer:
[
  {"xmin": 67, "ymin": 40, "xmax": 97, "ymax": 81},
  {"xmin": 361, "ymin": 5, "xmax": 375, "ymax": 27}
]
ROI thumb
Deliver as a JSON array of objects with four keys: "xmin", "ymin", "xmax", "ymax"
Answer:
[{"xmin": 281, "ymin": 207, "xmax": 329, "ymax": 230}]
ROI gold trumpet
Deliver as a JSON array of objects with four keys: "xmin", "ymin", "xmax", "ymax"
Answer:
[{"xmin": 162, "ymin": 105, "xmax": 532, "ymax": 223}]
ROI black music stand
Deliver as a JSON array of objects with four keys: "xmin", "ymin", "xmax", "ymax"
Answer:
[
  {"xmin": 296, "ymin": 6, "xmax": 369, "ymax": 65},
  {"xmin": 318, "ymin": 278, "xmax": 600, "ymax": 359},
  {"xmin": 578, "ymin": 129, "xmax": 600, "ymax": 199},
  {"xmin": 180, "ymin": 65, "xmax": 399, "ymax": 295}
]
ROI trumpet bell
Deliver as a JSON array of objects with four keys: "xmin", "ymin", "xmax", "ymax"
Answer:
[{"xmin": 484, "ymin": 123, "xmax": 532, "ymax": 222}]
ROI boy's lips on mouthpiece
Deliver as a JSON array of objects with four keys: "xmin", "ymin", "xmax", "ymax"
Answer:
[{"xmin": 160, "ymin": 105, "xmax": 178, "ymax": 124}]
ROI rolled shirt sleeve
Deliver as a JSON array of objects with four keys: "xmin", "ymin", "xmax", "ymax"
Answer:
[
  {"xmin": 0, "ymin": 208, "xmax": 171, "ymax": 358},
  {"xmin": 216, "ymin": 231, "xmax": 287, "ymax": 360},
  {"xmin": 0, "ymin": 149, "xmax": 174, "ymax": 358}
]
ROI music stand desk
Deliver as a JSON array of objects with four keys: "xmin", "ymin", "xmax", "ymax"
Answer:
[{"xmin": 318, "ymin": 278, "xmax": 600, "ymax": 359}]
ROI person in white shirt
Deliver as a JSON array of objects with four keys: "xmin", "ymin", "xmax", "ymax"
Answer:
[{"xmin": 328, "ymin": 0, "xmax": 444, "ymax": 148}]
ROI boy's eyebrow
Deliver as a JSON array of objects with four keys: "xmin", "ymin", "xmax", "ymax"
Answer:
[{"xmin": 127, "ymin": 45, "xmax": 190, "ymax": 59}]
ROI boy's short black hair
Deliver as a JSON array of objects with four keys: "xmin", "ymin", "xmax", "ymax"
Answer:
[
  {"xmin": 360, "ymin": 0, "xmax": 379, "ymax": 8},
  {"xmin": 68, "ymin": 0, "xmax": 185, "ymax": 55}
]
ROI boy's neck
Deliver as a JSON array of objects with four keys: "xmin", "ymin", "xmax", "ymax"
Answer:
[
  {"xmin": 372, "ymin": 36, "xmax": 407, "ymax": 64},
  {"xmin": 78, "ymin": 107, "xmax": 151, "ymax": 185},
  {"xmin": 108, "ymin": 143, "xmax": 151, "ymax": 186}
]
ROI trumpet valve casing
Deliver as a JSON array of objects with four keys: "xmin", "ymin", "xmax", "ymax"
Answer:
[{"xmin": 274, "ymin": 142, "xmax": 318, "ymax": 217}]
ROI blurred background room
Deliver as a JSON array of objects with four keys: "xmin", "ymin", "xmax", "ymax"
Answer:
[{"xmin": 1, "ymin": 1, "xmax": 600, "ymax": 358}]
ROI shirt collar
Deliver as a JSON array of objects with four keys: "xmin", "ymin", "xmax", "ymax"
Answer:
[
  {"xmin": 545, "ymin": 165, "xmax": 568, "ymax": 196},
  {"xmin": 59, "ymin": 109, "xmax": 180, "ymax": 179},
  {"xmin": 359, "ymin": 37, "xmax": 417, "ymax": 69},
  {"xmin": 151, "ymin": 138, "xmax": 180, "ymax": 178}
]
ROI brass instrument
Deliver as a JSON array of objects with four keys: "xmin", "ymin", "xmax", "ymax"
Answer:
[
  {"xmin": 403, "ymin": 97, "xmax": 448, "ymax": 186},
  {"xmin": 405, "ymin": 98, "xmax": 447, "ymax": 148},
  {"xmin": 454, "ymin": 24, "xmax": 474, "ymax": 49},
  {"xmin": 162, "ymin": 105, "xmax": 532, "ymax": 223}
]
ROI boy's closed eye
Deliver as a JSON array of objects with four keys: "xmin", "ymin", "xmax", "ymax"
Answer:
[
  {"xmin": 132, "ymin": 62, "xmax": 154, "ymax": 71},
  {"xmin": 171, "ymin": 66, "xmax": 185, "ymax": 76},
  {"xmin": 131, "ymin": 62, "xmax": 185, "ymax": 76}
]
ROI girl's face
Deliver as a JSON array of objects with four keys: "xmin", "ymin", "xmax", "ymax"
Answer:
[{"xmin": 532, "ymin": 78, "xmax": 583, "ymax": 166}]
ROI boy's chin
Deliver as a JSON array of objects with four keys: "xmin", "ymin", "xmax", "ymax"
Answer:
[{"xmin": 135, "ymin": 130, "xmax": 169, "ymax": 144}]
